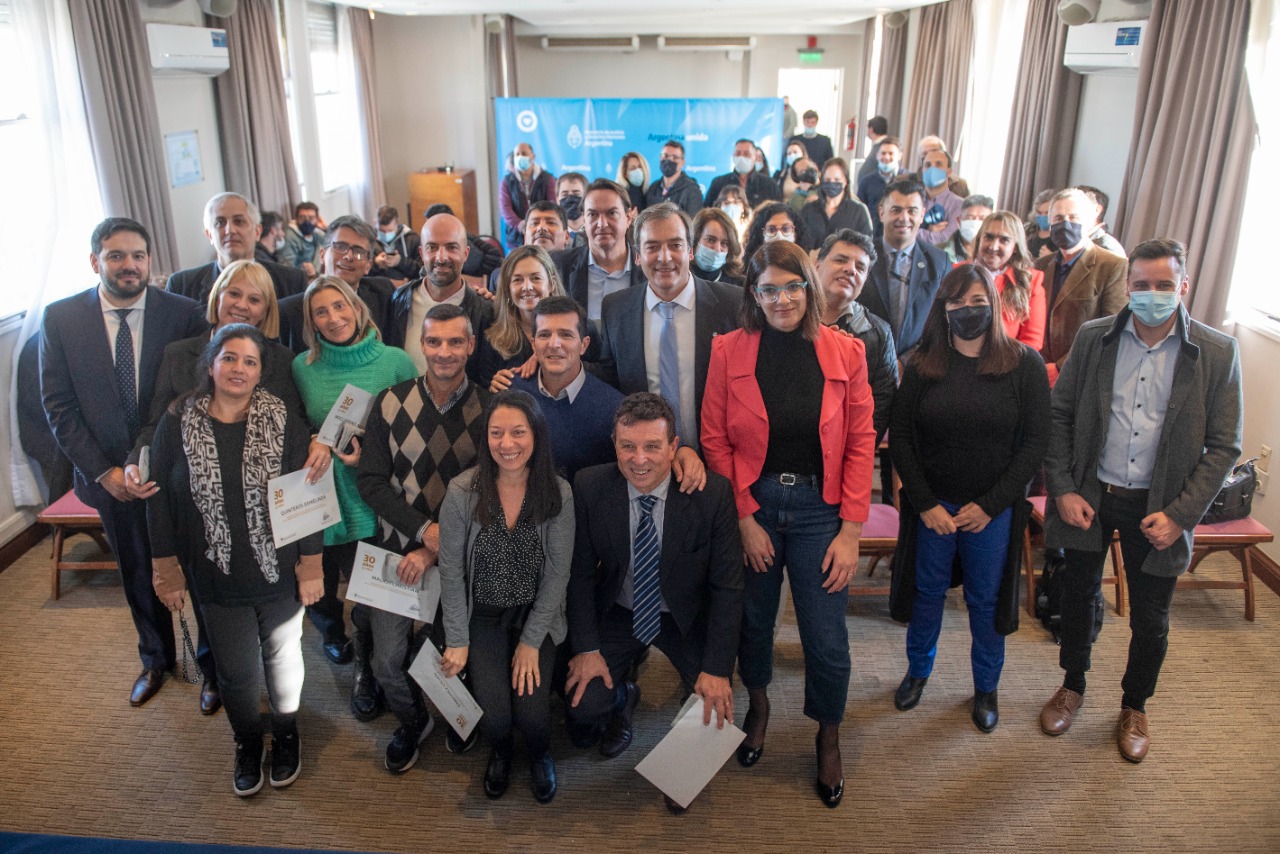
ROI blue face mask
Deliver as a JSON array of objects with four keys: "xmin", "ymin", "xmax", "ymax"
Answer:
[
  {"xmin": 514, "ymin": 154, "xmax": 532, "ymax": 172},
  {"xmin": 803, "ymin": 125, "xmax": 817, "ymax": 137},
  {"xmin": 877, "ymin": 159, "xmax": 897, "ymax": 176},
  {"xmin": 627, "ymin": 168, "xmax": 645, "ymax": 187},
  {"xmin": 785, "ymin": 152, "xmax": 801, "ymax": 166},
  {"xmin": 695, "ymin": 244, "xmax": 728, "ymax": 272},
  {"xmin": 922, "ymin": 166, "xmax": 948, "ymax": 189},
  {"xmin": 378, "ymin": 230, "xmax": 396, "ymax": 245},
  {"xmin": 1129, "ymin": 291, "xmax": 1179, "ymax": 326},
  {"xmin": 1035, "ymin": 214, "xmax": 1050, "ymax": 231}
]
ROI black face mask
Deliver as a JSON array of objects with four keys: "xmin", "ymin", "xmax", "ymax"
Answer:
[
  {"xmin": 795, "ymin": 167, "xmax": 819, "ymax": 185},
  {"xmin": 821, "ymin": 181, "xmax": 845, "ymax": 199},
  {"xmin": 659, "ymin": 159, "xmax": 680, "ymax": 178},
  {"xmin": 560, "ymin": 195, "xmax": 583, "ymax": 221},
  {"xmin": 947, "ymin": 304, "xmax": 992, "ymax": 341},
  {"xmin": 1050, "ymin": 220, "xmax": 1082, "ymax": 250}
]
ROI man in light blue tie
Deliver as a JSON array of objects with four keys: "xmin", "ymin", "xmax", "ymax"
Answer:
[
  {"xmin": 564, "ymin": 393, "xmax": 743, "ymax": 811},
  {"xmin": 595, "ymin": 203, "xmax": 742, "ymax": 452}
]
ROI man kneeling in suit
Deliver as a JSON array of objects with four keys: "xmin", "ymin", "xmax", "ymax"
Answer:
[{"xmin": 565, "ymin": 393, "xmax": 743, "ymax": 810}]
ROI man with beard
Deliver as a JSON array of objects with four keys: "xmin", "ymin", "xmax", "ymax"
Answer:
[
  {"xmin": 385, "ymin": 214, "xmax": 494, "ymax": 384},
  {"xmin": 41, "ymin": 217, "xmax": 207, "ymax": 706},
  {"xmin": 167, "ymin": 193, "xmax": 307, "ymax": 305},
  {"xmin": 551, "ymin": 179, "xmax": 647, "ymax": 325}
]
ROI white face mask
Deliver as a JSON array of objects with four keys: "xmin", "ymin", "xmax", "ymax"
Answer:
[
  {"xmin": 274, "ymin": 238, "xmax": 286, "ymax": 252},
  {"xmin": 958, "ymin": 220, "xmax": 983, "ymax": 243}
]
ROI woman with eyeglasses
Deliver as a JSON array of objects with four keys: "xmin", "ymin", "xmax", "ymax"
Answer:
[
  {"xmin": 743, "ymin": 202, "xmax": 813, "ymax": 261},
  {"xmin": 702, "ymin": 240, "xmax": 876, "ymax": 808}
]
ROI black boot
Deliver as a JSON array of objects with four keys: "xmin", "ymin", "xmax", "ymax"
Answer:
[{"xmin": 350, "ymin": 623, "xmax": 382, "ymax": 722}]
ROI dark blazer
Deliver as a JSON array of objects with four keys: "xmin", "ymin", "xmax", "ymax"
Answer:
[
  {"xmin": 568, "ymin": 464, "xmax": 743, "ymax": 677},
  {"xmin": 167, "ymin": 259, "xmax": 307, "ymax": 307},
  {"xmin": 40, "ymin": 286, "xmax": 207, "ymax": 504},
  {"xmin": 277, "ymin": 276, "xmax": 396, "ymax": 355},
  {"xmin": 594, "ymin": 276, "xmax": 742, "ymax": 437},
  {"xmin": 703, "ymin": 171, "xmax": 781, "ymax": 209},
  {"xmin": 550, "ymin": 243, "xmax": 647, "ymax": 311},
  {"xmin": 126, "ymin": 330, "xmax": 305, "ymax": 466},
  {"xmin": 856, "ymin": 237, "xmax": 948, "ymax": 356},
  {"xmin": 383, "ymin": 280, "xmax": 495, "ymax": 384}
]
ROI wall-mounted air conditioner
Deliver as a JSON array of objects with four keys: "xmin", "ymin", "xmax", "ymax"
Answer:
[
  {"xmin": 656, "ymin": 36, "xmax": 757, "ymax": 52},
  {"xmin": 540, "ymin": 36, "xmax": 640, "ymax": 52},
  {"xmin": 146, "ymin": 23, "xmax": 230, "ymax": 77},
  {"xmin": 1064, "ymin": 20, "xmax": 1144, "ymax": 75}
]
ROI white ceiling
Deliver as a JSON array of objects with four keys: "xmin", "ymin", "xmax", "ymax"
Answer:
[{"xmin": 341, "ymin": 1, "xmax": 942, "ymax": 36}]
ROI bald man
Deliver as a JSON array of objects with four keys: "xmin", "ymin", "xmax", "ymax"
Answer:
[{"xmin": 385, "ymin": 214, "xmax": 494, "ymax": 382}]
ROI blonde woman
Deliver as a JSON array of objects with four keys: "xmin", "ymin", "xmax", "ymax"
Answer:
[
  {"xmin": 480, "ymin": 245, "xmax": 566, "ymax": 391},
  {"xmin": 617, "ymin": 151, "xmax": 651, "ymax": 212},
  {"xmin": 964, "ymin": 211, "xmax": 1047, "ymax": 350}
]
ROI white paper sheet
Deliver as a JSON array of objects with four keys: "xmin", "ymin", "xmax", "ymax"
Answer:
[
  {"xmin": 316, "ymin": 383, "xmax": 374, "ymax": 450},
  {"xmin": 407, "ymin": 643, "xmax": 483, "ymax": 739},
  {"xmin": 345, "ymin": 541, "xmax": 441, "ymax": 622},
  {"xmin": 266, "ymin": 466, "xmax": 339, "ymax": 548},
  {"xmin": 634, "ymin": 695, "xmax": 745, "ymax": 809}
]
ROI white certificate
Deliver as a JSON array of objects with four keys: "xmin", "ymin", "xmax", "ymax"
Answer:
[
  {"xmin": 407, "ymin": 643, "xmax": 483, "ymax": 740},
  {"xmin": 266, "ymin": 466, "xmax": 339, "ymax": 548},
  {"xmin": 345, "ymin": 541, "xmax": 441, "ymax": 622},
  {"xmin": 634, "ymin": 695, "xmax": 745, "ymax": 809},
  {"xmin": 316, "ymin": 383, "xmax": 374, "ymax": 450}
]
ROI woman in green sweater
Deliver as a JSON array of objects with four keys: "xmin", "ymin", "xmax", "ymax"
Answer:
[{"xmin": 292, "ymin": 276, "xmax": 417, "ymax": 672}]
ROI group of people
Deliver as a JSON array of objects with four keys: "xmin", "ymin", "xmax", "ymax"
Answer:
[{"xmin": 36, "ymin": 120, "xmax": 1243, "ymax": 811}]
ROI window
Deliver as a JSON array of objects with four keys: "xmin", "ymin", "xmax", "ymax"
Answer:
[{"xmin": 307, "ymin": 0, "xmax": 357, "ymax": 192}]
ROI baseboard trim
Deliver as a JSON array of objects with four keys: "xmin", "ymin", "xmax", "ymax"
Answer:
[
  {"xmin": 1252, "ymin": 546, "xmax": 1280, "ymax": 598},
  {"xmin": 0, "ymin": 522, "xmax": 47, "ymax": 574}
]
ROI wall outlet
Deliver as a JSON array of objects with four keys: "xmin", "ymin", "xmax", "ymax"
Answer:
[
  {"xmin": 1258, "ymin": 469, "xmax": 1269, "ymax": 497},
  {"xmin": 1260, "ymin": 445, "xmax": 1272, "ymax": 471}
]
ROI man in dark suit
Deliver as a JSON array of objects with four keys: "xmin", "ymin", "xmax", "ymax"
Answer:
[
  {"xmin": 277, "ymin": 215, "xmax": 397, "ymax": 354},
  {"xmin": 166, "ymin": 192, "xmax": 307, "ymax": 306},
  {"xmin": 565, "ymin": 394, "xmax": 743, "ymax": 791},
  {"xmin": 41, "ymin": 217, "xmax": 207, "ymax": 706},
  {"xmin": 595, "ymin": 203, "xmax": 741, "ymax": 451},
  {"xmin": 856, "ymin": 179, "xmax": 948, "ymax": 358},
  {"xmin": 702, "ymin": 138, "xmax": 782, "ymax": 209},
  {"xmin": 551, "ymin": 179, "xmax": 647, "ymax": 323}
]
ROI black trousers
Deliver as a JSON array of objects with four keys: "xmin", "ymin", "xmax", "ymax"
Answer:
[
  {"xmin": 468, "ymin": 603, "xmax": 557, "ymax": 758},
  {"xmin": 1059, "ymin": 490, "xmax": 1179, "ymax": 705},
  {"xmin": 92, "ymin": 494, "xmax": 175, "ymax": 671},
  {"xmin": 567, "ymin": 606, "xmax": 702, "ymax": 728}
]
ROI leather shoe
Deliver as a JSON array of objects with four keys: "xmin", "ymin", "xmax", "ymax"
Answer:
[
  {"xmin": 893, "ymin": 674, "xmax": 928, "ymax": 711},
  {"xmin": 1117, "ymin": 708, "xmax": 1150, "ymax": 763},
  {"xmin": 662, "ymin": 794, "xmax": 687, "ymax": 815},
  {"xmin": 130, "ymin": 668, "xmax": 165, "ymax": 707},
  {"xmin": 530, "ymin": 754, "xmax": 557, "ymax": 804},
  {"xmin": 323, "ymin": 638, "xmax": 353, "ymax": 665},
  {"xmin": 815, "ymin": 726, "xmax": 843, "ymax": 808},
  {"xmin": 736, "ymin": 692, "xmax": 769, "ymax": 767},
  {"xmin": 483, "ymin": 751, "xmax": 511, "ymax": 799},
  {"xmin": 816, "ymin": 777, "xmax": 845, "ymax": 809},
  {"xmin": 1039, "ymin": 687, "xmax": 1084, "ymax": 735},
  {"xmin": 199, "ymin": 679, "xmax": 222, "ymax": 716},
  {"xmin": 972, "ymin": 690, "xmax": 999, "ymax": 733},
  {"xmin": 600, "ymin": 681, "xmax": 640, "ymax": 758}
]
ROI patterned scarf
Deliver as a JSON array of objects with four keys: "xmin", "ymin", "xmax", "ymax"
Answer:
[{"xmin": 181, "ymin": 387, "xmax": 287, "ymax": 582}]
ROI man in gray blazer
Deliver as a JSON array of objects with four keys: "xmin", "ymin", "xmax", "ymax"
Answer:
[
  {"xmin": 1038, "ymin": 238, "xmax": 1243, "ymax": 763},
  {"xmin": 595, "ymin": 203, "xmax": 741, "ymax": 451}
]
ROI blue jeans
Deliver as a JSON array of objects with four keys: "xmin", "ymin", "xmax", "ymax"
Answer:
[
  {"xmin": 907, "ymin": 500, "xmax": 1012, "ymax": 693},
  {"xmin": 738, "ymin": 477, "xmax": 849, "ymax": 724}
]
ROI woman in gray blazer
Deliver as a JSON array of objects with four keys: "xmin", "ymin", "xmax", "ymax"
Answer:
[{"xmin": 437, "ymin": 390, "xmax": 574, "ymax": 804}]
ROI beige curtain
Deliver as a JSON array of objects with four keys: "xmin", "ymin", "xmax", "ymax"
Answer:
[
  {"xmin": 996, "ymin": 2, "xmax": 1081, "ymax": 218},
  {"xmin": 901, "ymin": 0, "xmax": 975, "ymax": 167},
  {"xmin": 853, "ymin": 18, "xmax": 876, "ymax": 139},
  {"xmin": 206, "ymin": 0, "xmax": 300, "ymax": 218},
  {"xmin": 1112, "ymin": 0, "xmax": 1254, "ymax": 328},
  {"xmin": 876, "ymin": 17, "xmax": 907, "ymax": 134},
  {"xmin": 344, "ymin": 6, "xmax": 386, "ymax": 222},
  {"xmin": 68, "ymin": 0, "xmax": 180, "ymax": 276}
]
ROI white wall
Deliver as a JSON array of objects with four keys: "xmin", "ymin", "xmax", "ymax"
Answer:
[
  {"xmin": 0, "ymin": 319, "xmax": 36, "ymax": 547},
  {"xmin": 137, "ymin": 0, "xmax": 226, "ymax": 272},
  {"xmin": 371, "ymin": 14, "xmax": 491, "ymax": 233},
  {"xmin": 748, "ymin": 33, "xmax": 866, "ymax": 143},
  {"xmin": 1233, "ymin": 319, "xmax": 1280, "ymax": 563},
  {"xmin": 1067, "ymin": 73, "xmax": 1138, "ymax": 212},
  {"xmin": 517, "ymin": 37, "xmax": 745, "ymax": 99}
]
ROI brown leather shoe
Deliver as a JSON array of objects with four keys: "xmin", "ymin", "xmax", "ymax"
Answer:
[
  {"xmin": 1039, "ymin": 687, "xmax": 1084, "ymax": 735},
  {"xmin": 130, "ymin": 668, "xmax": 165, "ymax": 707},
  {"xmin": 1117, "ymin": 708, "xmax": 1150, "ymax": 763},
  {"xmin": 200, "ymin": 679, "xmax": 222, "ymax": 715}
]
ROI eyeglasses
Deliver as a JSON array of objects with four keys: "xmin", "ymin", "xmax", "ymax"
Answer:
[
  {"xmin": 754, "ymin": 281, "xmax": 808, "ymax": 302},
  {"xmin": 328, "ymin": 241, "xmax": 369, "ymax": 260},
  {"xmin": 763, "ymin": 225, "xmax": 796, "ymax": 238}
]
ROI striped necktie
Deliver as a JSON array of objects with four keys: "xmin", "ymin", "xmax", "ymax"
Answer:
[{"xmin": 632, "ymin": 493, "xmax": 661, "ymax": 645}]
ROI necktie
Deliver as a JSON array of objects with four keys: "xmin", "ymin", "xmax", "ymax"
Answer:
[
  {"xmin": 113, "ymin": 309, "xmax": 140, "ymax": 434},
  {"xmin": 891, "ymin": 249, "xmax": 911, "ymax": 336},
  {"xmin": 657, "ymin": 301, "xmax": 683, "ymax": 440},
  {"xmin": 632, "ymin": 494, "xmax": 661, "ymax": 645}
]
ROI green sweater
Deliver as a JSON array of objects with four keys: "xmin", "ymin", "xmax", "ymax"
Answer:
[{"xmin": 292, "ymin": 330, "xmax": 418, "ymax": 546}]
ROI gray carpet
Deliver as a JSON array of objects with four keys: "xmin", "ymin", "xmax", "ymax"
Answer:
[{"xmin": 1, "ymin": 534, "xmax": 1278, "ymax": 853}]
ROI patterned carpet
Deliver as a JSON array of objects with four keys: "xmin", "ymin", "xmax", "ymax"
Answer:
[{"xmin": 1, "ymin": 535, "xmax": 1277, "ymax": 853}]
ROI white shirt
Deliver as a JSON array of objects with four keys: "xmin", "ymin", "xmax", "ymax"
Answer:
[
  {"xmin": 98, "ymin": 286, "xmax": 146, "ymax": 391},
  {"xmin": 586, "ymin": 252, "xmax": 632, "ymax": 322},
  {"xmin": 644, "ymin": 279, "xmax": 697, "ymax": 447},
  {"xmin": 405, "ymin": 283, "xmax": 466, "ymax": 373},
  {"xmin": 536, "ymin": 363, "xmax": 587, "ymax": 403}
]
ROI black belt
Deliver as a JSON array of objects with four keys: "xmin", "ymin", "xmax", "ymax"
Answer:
[
  {"xmin": 1103, "ymin": 482, "xmax": 1149, "ymax": 501},
  {"xmin": 764, "ymin": 472, "xmax": 821, "ymax": 489}
]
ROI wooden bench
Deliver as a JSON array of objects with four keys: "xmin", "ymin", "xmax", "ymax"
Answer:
[
  {"xmin": 36, "ymin": 490, "xmax": 117, "ymax": 600},
  {"xmin": 851, "ymin": 503, "xmax": 900, "ymax": 597},
  {"xmin": 1174, "ymin": 517, "xmax": 1273, "ymax": 621},
  {"xmin": 1024, "ymin": 495, "xmax": 1127, "ymax": 617}
]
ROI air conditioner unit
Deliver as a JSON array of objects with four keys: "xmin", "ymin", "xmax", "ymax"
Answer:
[
  {"xmin": 540, "ymin": 35, "xmax": 639, "ymax": 52},
  {"xmin": 146, "ymin": 23, "xmax": 230, "ymax": 77},
  {"xmin": 1064, "ymin": 20, "xmax": 1144, "ymax": 74},
  {"xmin": 656, "ymin": 36, "xmax": 757, "ymax": 52}
]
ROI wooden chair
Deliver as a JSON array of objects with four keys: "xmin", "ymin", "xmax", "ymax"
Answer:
[
  {"xmin": 1024, "ymin": 495, "xmax": 1127, "ymax": 617},
  {"xmin": 36, "ymin": 490, "xmax": 117, "ymax": 600},
  {"xmin": 851, "ymin": 503, "xmax": 900, "ymax": 596},
  {"xmin": 1171, "ymin": 517, "xmax": 1271, "ymax": 621}
]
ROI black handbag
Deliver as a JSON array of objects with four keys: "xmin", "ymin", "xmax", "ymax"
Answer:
[{"xmin": 1201, "ymin": 458, "xmax": 1258, "ymax": 524}]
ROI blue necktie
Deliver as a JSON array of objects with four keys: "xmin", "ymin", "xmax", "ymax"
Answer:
[
  {"xmin": 657, "ymin": 301, "xmax": 682, "ymax": 441},
  {"xmin": 113, "ymin": 309, "xmax": 139, "ymax": 435},
  {"xmin": 632, "ymin": 494, "xmax": 661, "ymax": 645}
]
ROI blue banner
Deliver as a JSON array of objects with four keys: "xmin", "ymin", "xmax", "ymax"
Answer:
[{"xmin": 494, "ymin": 97, "xmax": 785, "ymax": 199}]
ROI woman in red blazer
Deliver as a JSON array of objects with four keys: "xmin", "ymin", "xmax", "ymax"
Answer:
[
  {"xmin": 959, "ymin": 211, "xmax": 1047, "ymax": 350},
  {"xmin": 701, "ymin": 240, "xmax": 876, "ymax": 808}
]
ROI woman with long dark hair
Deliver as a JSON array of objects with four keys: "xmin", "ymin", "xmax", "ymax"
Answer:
[
  {"xmin": 742, "ymin": 202, "xmax": 813, "ymax": 260},
  {"xmin": 437, "ymin": 390, "xmax": 574, "ymax": 804},
  {"xmin": 690, "ymin": 207, "xmax": 746, "ymax": 286},
  {"xmin": 798, "ymin": 157, "xmax": 873, "ymax": 247},
  {"xmin": 889, "ymin": 264, "xmax": 1050, "ymax": 732},
  {"xmin": 149, "ymin": 324, "xmax": 323, "ymax": 797},
  {"xmin": 702, "ymin": 241, "xmax": 876, "ymax": 807}
]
